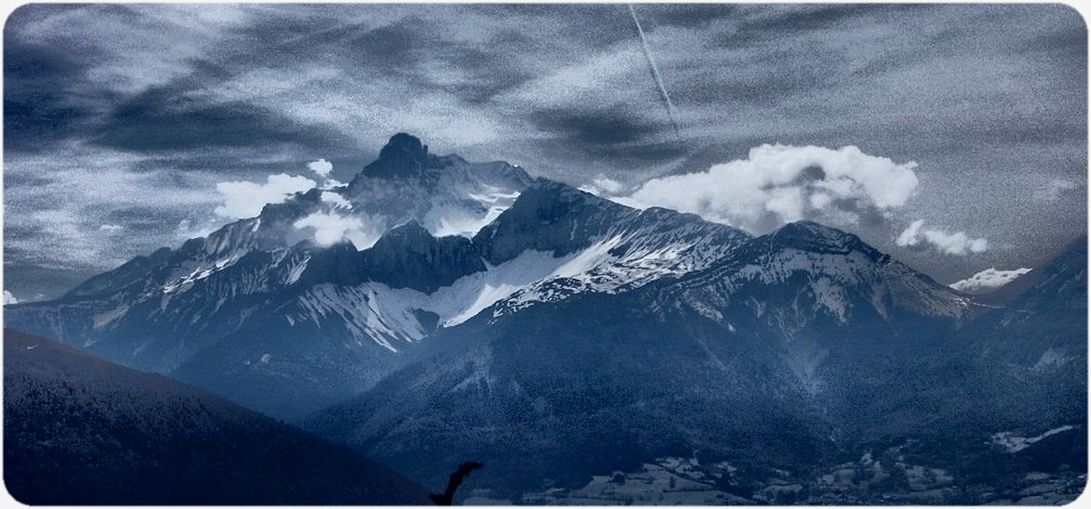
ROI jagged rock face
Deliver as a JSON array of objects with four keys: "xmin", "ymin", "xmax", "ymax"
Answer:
[
  {"xmin": 474, "ymin": 179, "xmax": 633, "ymax": 264},
  {"xmin": 360, "ymin": 222, "xmax": 486, "ymax": 293},
  {"xmin": 341, "ymin": 134, "xmax": 533, "ymax": 238},
  {"xmin": 291, "ymin": 242, "xmax": 367, "ymax": 288},
  {"xmin": 474, "ymin": 179, "xmax": 749, "ymax": 272},
  {"xmin": 768, "ymin": 220, "xmax": 889, "ymax": 258},
  {"xmin": 3, "ymin": 133, "xmax": 528, "ymax": 416},
  {"xmin": 664, "ymin": 220, "xmax": 971, "ymax": 326},
  {"xmin": 1, "ymin": 165, "xmax": 987, "ymax": 426},
  {"xmin": 4, "ymin": 174, "xmax": 753, "ymax": 419},
  {"xmin": 361, "ymin": 132, "xmax": 429, "ymax": 179}
]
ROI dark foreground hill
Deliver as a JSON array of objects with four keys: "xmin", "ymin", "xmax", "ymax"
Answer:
[{"xmin": 3, "ymin": 330, "xmax": 428, "ymax": 505}]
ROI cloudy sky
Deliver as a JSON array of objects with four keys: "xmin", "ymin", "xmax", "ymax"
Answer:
[{"xmin": 3, "ymin": 3, "xmax": 1087, "ymax": 300}]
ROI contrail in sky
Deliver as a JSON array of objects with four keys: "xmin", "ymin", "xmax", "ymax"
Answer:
[{"xmin": 627, "ymin": 4, "xmax": 682, "ymax": 140}]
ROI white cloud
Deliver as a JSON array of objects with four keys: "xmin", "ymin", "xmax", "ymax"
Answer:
[
  {"xmin": 293, "ymin": 211, "xmax": 381, "ymax": 249},
  {"xmin": 614, "ymin": 144, "xmax": 919, "ymax": 233},
  {"xmin": 578, "ymin": 177, "xmax": 625, "ymax": 197},
  {"xmin": 896, "ymin": 219, "xmax": 988, "ymax": 255},
  {"xmin": 320, "ymin": 191, "xmax": 352, "ymax": 209},
  {"xmin": 322, "ymin": 177, "xmax": 346, "ymax": 190},
  {"xmin": 175, "ymin": 218, "xmax": 219, "ymax": 241},
  {"xmin": 950, "ymin": 267, "xmax": 1032, "ymax": 294},
  {"xmin": 307, "ymin": 158, "xmax": 334, "ymax": 178},
  {"xmin": 99, "ymin": 224, "xmax": 123, "ymax": 232},
  {"xmin": 3, "ymin": 290, "xmax": 18, "ymax": 305},
  {"xmin": 214, "ymin": 173, "xmax": 316, "ymax": 219}
]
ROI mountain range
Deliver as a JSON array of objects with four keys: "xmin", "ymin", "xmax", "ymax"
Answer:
[
  {"xmin": 4, "ymin": 136, "xmax": 750, "ymax": 419},
  {"xmin": 4, "ymin": 133, "xmax": 1086, "ymax": 503}
]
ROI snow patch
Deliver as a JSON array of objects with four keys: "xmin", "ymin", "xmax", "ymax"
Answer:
[
  {"xmin": 286, "ymin": 242, "xmax": 635, "ymax": 350},
  {"xmin": 93, "ymin": 304, "xmax": 130, "ymax": 330},
  {"xmin": 811, "ymin": 277, "xmax": 848, "ymax": 321},
  {"xmin": 431, "ymin": 187, "xmax": 520, "ymax": 238},
  {"xmin": 992, "ymin": 425, "xmax": 1077, "ymax": 453},
  {"xmin": 162, "ymin": 255, "xmax": 245, "ymax": 295},
  {"xmin": 285, "ymin": 255, "xmax": 311, "ymax": 284}
]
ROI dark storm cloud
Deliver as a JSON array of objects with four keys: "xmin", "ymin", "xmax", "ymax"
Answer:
[
  {"xmin": 2, "ymin": 3, "xmax": 1087, "ymax": 299},
  {"xmin": 529, "ymin": 106, "xmax": 662, "ymax": 146},
  {"xmin": 3, "ymin": 37, "xmax": 104, "ymax": 151},
  {"xmin": 93, "ymin": 84, "xmax": 356, "ymax": 153}
]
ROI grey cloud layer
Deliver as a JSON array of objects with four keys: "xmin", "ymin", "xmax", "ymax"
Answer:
[{"xmin": 3, "ymin": 3, "xmax": 1086, "ymax": 299}]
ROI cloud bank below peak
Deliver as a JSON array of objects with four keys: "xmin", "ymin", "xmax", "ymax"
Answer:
[
  {"xmin": 214, "ymin": 174, "xmax": 317, "ymax": 220},
  {"xmin": 293, "ymin": 210, "xmax": 382, "ymax": 249}
]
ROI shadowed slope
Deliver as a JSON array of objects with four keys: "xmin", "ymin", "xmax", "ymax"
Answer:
[{"xmin": 3, "ymin": 330, "xmax": 428, "ymax": 505}]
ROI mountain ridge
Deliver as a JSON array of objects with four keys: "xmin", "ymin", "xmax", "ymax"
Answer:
[
  {"xmin": 301, "ymin": 227, "xmax": 1085, "ymax": 502},
  {"xmin": 4, "ymin": 136, "xmax": 753, "ymax": 419}
]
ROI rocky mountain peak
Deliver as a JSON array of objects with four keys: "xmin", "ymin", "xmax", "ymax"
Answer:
[
  {"xmin": 770, "ymin": 220, "xmax": 886, "ymax": 260},
  {"xmin": 362, "ymin": 133, "xmax": 430, "ymax": 179},
  {"xmin": 370, "ymin": 221, "xmax": 437, "ymax": 253},
  {"xmin": 473, "ymin": 179, "xmax": 629, "ymax": 264},
  {"xmin": 361, "ymin": 221, "xmax": 485, "ymax": 293}
]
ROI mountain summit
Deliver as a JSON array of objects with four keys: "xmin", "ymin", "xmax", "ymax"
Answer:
[{"xmin": 361, "ymin": 133, "xmax": 430, "ymax": 179}]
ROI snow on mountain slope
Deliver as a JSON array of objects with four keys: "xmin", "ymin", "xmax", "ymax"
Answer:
[
  {"xmin": 6, "ymin": 139, "xmax": 751, "ymax": 419},
  {"xmin": 16, "ymin": 139, "xmax": 745, "ymax": 369},
  {"xmin": 343, "ymin": 134, "xmax": 532, "ymax": 239},
  {"xmin": 277, "ymin": 180, "xmax": 751, "ymax": 351},
  {"xmin": 286, "ymin": 249, "xmax": 578, "ymax": 350},
  {"xmin": 475, "ymin": 180, "xmax": 752, "ymax": 318},
  {"xmin": 5, "ymin": 243, "xmax": 317, "ymax": 372},
  {"xmin": 286, "ymin": 244, "xmax": 624, "ymax": 350},
  {"xmin": 185, "ymin": 182, "xmax": 753, "ymax": 420},
  {"xmin": 5, "ymin": 134, "xmax": 531, "ymax": 367},
  {"xmin": 659, "ymin": 221, "xmax": 974, "ymax": 329},
  {"xmin": 301, "ymin": 222, "xmax": 1042, "ymax": 499}
]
